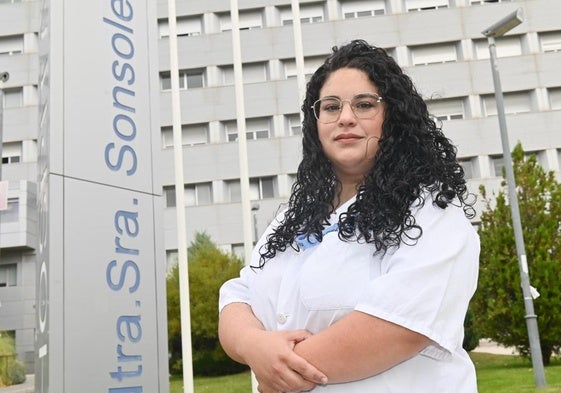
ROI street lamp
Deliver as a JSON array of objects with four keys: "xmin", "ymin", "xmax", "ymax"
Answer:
[
  {"xmin": 0, "ymin": 71, "xmax": 9, "ymax": 259},
  {"xmin": 0, "ymin": 71, "xmax": 9, "ymax": 181},
  {"xmin": 482, "ymin": 8, "xmax": 546, "ymax": 388}
]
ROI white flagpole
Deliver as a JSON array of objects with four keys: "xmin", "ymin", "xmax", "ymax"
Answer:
[
  {"xmin": 229, "ymin": 1, "xmax": 258, "ymax": 392},
  {"xmin": 166, "ymin": 1, "xmax": 194, "ymax": 392},
  {"xmin": 291, "ymin": 0, "xmax": 306, "ymax": 111}
]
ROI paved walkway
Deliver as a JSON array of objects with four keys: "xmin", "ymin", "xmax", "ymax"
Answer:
[
  {"xmin": 471, "ymin": 338, "xmax": 518, "ymax": 355},
  {"xmin": 0, "ymin": 375, "xmax": 34, "ymax": 393}
]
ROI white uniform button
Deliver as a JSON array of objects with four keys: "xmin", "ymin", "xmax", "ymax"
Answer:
[{"xmin": 277, "ymin": 313, "xmax": 287, "ymax": 324}]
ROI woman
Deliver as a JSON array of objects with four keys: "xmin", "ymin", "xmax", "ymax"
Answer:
[{"xmin": 219, "ymin": 40, "xmax": 479, "ymax": 393}]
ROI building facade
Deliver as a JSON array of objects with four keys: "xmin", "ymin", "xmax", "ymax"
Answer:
[{"xmin": 1, "ymin": 0, "xmax": 560, "ymax": 371}]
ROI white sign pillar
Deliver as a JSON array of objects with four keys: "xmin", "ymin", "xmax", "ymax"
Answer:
[{"xmin": 36, "ymin": 1, "xmax": 169, "ymax": 392}]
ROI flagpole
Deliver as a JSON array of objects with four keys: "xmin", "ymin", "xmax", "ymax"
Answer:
[
  {"xmin": 291, "ymin": 0, "xmax": 306, "ymax": 110},
  {"xmin": 229, "ymin": 1, "xmax": 258, "ymax": 392},
  {"xmin": 166, "ymin": 1, "xmax": 194, "ymax": 392}
]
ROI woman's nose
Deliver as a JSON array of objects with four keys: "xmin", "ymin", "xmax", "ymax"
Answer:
[{"xmin": 338, "ymin": 100, "xmax": 357, "ymax": 124}]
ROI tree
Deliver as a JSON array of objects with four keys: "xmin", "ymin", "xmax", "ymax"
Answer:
[
  {"xmin": 473, "ymin": 143, "xmax": 561, "ymax": 365},
  {"xmin": 462, "ymin": 307, "xmax": 480, "ymax": 352},
  {"xmin": 167, "ymin": 232, "xmax": 247, "ymax": 376}
]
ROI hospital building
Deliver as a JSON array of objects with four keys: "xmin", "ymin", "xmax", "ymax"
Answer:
[{"xmin": 1, "ymin": 0, "xmax": 560, "ymax": 371}]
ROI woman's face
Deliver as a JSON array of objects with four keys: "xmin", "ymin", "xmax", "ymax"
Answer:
[{"xmin": 316, "ymin": 67, "xmax": 385, "ymax": 184}]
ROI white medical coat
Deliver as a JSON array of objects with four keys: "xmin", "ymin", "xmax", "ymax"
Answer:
[{"xmin": 220, "ymin": 194, "xmax": 480, "ymax": 392}]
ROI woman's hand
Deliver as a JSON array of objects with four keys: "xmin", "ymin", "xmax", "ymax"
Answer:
[
  {"xmin": 241, "ymin": 329, "xmax": 326, "ymax": 392},
  {"xmin": 219, "ymin": 303, "xmax": 327, "ymax": 392}
]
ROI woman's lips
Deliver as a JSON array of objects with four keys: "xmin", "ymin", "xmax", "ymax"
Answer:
[{"xmin": 335, "ymin": 133, "xmax": 362, "ymax": 142}]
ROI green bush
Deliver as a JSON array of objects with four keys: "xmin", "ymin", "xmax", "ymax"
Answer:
[
  {"xmin": 0, "ymin": 333, "xmax": 26, "ymax": 386},
  {"xmin": 167, "ymin": 232, "xmax": 247, "ymax": 376},
  {"xmin": 192, "ymin": 344, "xmax": 248, "ymax": 377},
  {"xmin": 4, "ymin": 359, "xmax": 26, "ymax": 385}
]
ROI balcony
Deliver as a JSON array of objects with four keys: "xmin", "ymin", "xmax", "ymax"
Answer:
[{"xmin": 0, "ymin": 180, "xmax": 37, "ymax": 250}]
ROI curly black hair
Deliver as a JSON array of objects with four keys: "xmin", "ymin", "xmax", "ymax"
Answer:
[{"xmin": 256, "ymin": 39, "xmax": 475, "ymax": 267}]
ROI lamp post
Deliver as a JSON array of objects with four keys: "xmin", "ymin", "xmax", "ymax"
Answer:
[
  {"xmin": 482, "ymin": 8, "xmax": 546, "ymax": 388},
  {"xmin": 0, "ymin": 72, "xmax": 10, "ymax": 259},
  {"xmin": 0, "ymin": 71, "xmax": 9, "ymax": 181}
]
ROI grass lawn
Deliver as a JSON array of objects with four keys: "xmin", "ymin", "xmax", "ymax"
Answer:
[
  {"xmin": 170, "ymin": 371, "xmax": 251, "ymax": 393},
  {"xmin": 170, "ymin": 353, "xmax": 561, "ymax": 392},
  {"xmin": 472, "ymin": 352, "xmax": 561, "ymax": 392}
]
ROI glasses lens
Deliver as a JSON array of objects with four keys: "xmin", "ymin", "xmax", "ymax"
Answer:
[
  {"xmin": 351, "ymin": 94, "xmax": 381, "ymax": 119},
  {"xmin": 315, "ymin": 98, "xmax": 342, "ymax": 124}
]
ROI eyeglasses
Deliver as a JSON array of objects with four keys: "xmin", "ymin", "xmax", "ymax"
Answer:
[{"xmin": 311, "ymin": 93, "xmax": 383, "ymax": 124}]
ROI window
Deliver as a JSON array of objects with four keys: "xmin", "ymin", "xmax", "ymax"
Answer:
[
  {"xmin": 160, "ymin": 69, "xmax": 205, "ymax": 90},
  {"xmin": 1, "ymin": 198, "xmax": 18, "ymax": 223},
  {"xmin": 226, "ymin": 180, "xmax": 242, "ymax": 203},
  {"xmin": 2, "ymin": 87, "xmax": 23, "ymax": 108},
  {"xmin": 163, "ymin": 186, "xmax": 176, "ymax": 207},
  {"xmin": 0, "ymin": 34, "xmax": 23, "ymax": 55},
  {"xmin": 280, "ymin": 3, "xmax": 325, "ymax": 25},
  {"xmin": 406, "ymin": 0, "xmax": 448, "ymax": 12},
  {"xmin": 342, "ymin": 0, "xmax": 386, "ymax": 19},
  {"xmin": 286, "ymin": 114, "xmax": 302, "ymax": 135},
  {"xmin": 161, "ymin": 71, "xmax": 185, "ymax": 90},
  {"xmin": 225, "ymin": 118, "xmax": 271, "ymax": 142},
  {"xmin": 0, "ymin": 264, "xmax": 17, "ymax": 287},
  {"xmin": 283, "ymin": 56, "xmax": 325, "ymax": 79},
  {"xmin": 427, "ymin": 98, "xmax": 465, "ymax": 121},
  {"xmin": 1, "ymin": 142, "xmax": 22, "ymax": 164},
  {"xmin": 250, "ymin": 177, "xmax": 277, "ymax": 200},
  {"xmin": 491, "ymin": 155, "xmax": 505, "ymax": 177},
  {"xmin": 220, "ymin": 65, "xmax": 234, "ymax": 85},
  {"xmin": 187, "ymin": 70, "xmax": 204, "ymax": 88},
  {"xmin": 524, "ymin": 151, "xmax": 548, "ymax": 170},
  {"xmin": 411, "ymin": 42, "xmax": 457, "ymax": 65},
  {"xmin": 549, "ymin": 87, "xmax": 561, "ymax": 110},
  {"xmin": 243, "ymin": 62, "xmax": 268, "ymax": 83},
  {"xmin": 161, "ymin": 123, "xmax": 209, "ymax": 148},
  {"xmin": 218, "ymin": 62, "xmax": 271, "ymax": 86},
  {"xmin": 539, "ymin": 31, "xmax": 561, "ymax": 53},
  {"xmin": 248, "ymin": 118, "xmax": 271, "ymax": 140},
  {"xmin": 231, "ymin": 243, "xmax": 245, "ymax": 259},
  {"xmin": 458, "ymin": 158, "xmax": 476, "ymax": 179},
  {"xmin": 166, "ymin": 250, "xmax": 178, "ymax": 273},
  {"xmin": 483, "ymin": 91, "xmax": 532, "ymax": 116},
  {"xmin": 158, "ymin": 15, "xmax": 202, "ymax": 38},
  {"xmin": 283, "ymin": 59, "xmax": 296, "ymax": 79},
  {"xmin": 226, "ymin": 177, "xmax": 277, "ymax": 201},
  {"xmin": 305, "ymin": 57, "xmax": 324, "ymax": 79},
  {"xmin": 220, "ymin": 9, "xmax": 263, "ymax": 31},
  {"xmin": 474, "ymin": 36, "xmax": 522, "ymax": 59},
  {"xmin": 163, "ymin": 183, "xmax": 213, "ymax": 206},
  {"xmin": 288, "ymin": 174, "xmax": 297, "ymax": 189},
  {"xmin": 185, "ymin": 182, "xmax": 213, "ymax": 206}
]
